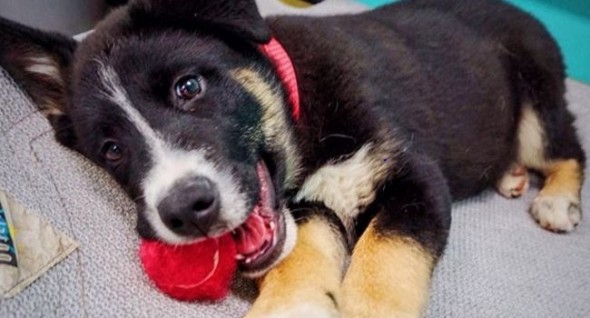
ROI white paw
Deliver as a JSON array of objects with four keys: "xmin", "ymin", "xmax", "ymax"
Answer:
[
  {"xmin": 246, "ymin": 297, "xmax": 340, "ymax": 318},
  {"xmin": 255, "ymin": 303, "xmax": 340, "ymax": 318},
  {"xmin": 497, "ymin": 165, "xmax": 529, "ymax": 198},
  {"xmin": 530, "ymin": 195, "xmax": 581, "ymax": 232}
]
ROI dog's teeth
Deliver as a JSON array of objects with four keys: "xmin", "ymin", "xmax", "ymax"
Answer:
[
  {"xmin": 269, "ymin": 221, "xmax": 276, "ymax": 231},
  {"xmin": 235, "ymin": 254, "xmax": 245, "ymax": 260}
]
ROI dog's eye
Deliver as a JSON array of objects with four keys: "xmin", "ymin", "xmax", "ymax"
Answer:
[
  {"xmin": 101, "ymin": 141, "xmax": 124, "ymax": 163},
  {"xmin": 174, "ymin": 75, "xmax": 205, "ymax": 101}
]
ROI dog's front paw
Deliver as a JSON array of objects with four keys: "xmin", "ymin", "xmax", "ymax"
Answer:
[
  {"xmin": 246, "ymin": 300, "xmax": 340, "ymax": 318},
  {"xmin": 531, "ymin": 194, "xmax": 581, "ymax": 232}
]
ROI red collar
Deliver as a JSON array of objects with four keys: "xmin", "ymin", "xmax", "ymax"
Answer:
[{"xmin": 259, "ymin": 38, "xmax": 301, "ymax": 122}]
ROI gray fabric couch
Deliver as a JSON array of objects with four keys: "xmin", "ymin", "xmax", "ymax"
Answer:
[{"xmin": 1, "ymin": 1, "xmax": 589, "ymax": 317}]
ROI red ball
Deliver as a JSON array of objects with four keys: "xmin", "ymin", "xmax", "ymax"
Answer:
[{"xmin": 139, "ymin": 233, "xmax": 237, "ymax": 301}]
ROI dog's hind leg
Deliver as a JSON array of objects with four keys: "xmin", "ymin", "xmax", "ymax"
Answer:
[
  {"xmin": 516, "ymin": 100, "xmax": 585, "ymax": 232},
  {"xmin": 496, "ymin": 163, "xmax": 530, "ymax": 198},
  {"xmin": 246, "ymin": 211, "xmax": 347, "ymax": 318},
  {"xmin": 500, "ymin": 17, "xmax": 586, "ymax": 232},
  {"xmin": 341, "ymin": 153, "xmax": 451, "ymax": 318},
  {"xmin": 509, "ymin": 42, "xmax": 586, "ymax": 232}
]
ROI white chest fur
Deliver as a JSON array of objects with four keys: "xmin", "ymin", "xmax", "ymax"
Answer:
[{"xmin": 295, "ymin": 143, "xmax": 396, "ymax": 231}]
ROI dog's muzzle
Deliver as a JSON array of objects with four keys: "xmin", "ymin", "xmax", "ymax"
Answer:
[{"xmin": 157, "ymin": 176, "xmax": 220, "ymax": 236}]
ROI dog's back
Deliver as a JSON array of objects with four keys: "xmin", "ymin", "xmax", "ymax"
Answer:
[{"xmin": 267, "ymin": 0, "xmax": 579, "ymax": 199}]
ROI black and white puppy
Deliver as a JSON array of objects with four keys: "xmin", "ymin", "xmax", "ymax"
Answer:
[{"xmin": 0, "ymin": 0, "xmax": 585, "ymax": 317}]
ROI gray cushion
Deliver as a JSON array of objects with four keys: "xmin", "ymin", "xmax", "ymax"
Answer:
[{"xmin": 1, "ymin": 1, "xmax": 589, "ymax": 317}]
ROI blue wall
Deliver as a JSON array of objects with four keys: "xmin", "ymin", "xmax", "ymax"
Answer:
[{"xmin": 358, "ymin": 0, "xmax": 590, "ymax": 83}]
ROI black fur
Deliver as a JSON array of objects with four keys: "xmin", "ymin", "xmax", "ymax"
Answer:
[
  {"xmin": 269, "ymin": 1, "xmax": 518, "ymax": 198},
  {"xmin": 263, "ymin": 0, "xmax": 583, "ymax": 252},
  {"xmin": 369, "ymin": 150, "xmax": 452, "ymax": 257},
  {"xmin": 289, "ymin": 200, "xmax": 352, "ymax": 250},
  {"xmin": 129, "ymin": 0, "xmax": 271, "ymax": 43}
]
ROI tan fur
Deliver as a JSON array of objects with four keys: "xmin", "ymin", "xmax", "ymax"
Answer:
[
  {"xmin": 246, "ymin": 217, "xmax": 346, "ymax": 318},
  {"xmin": 295, "ymin": 142, "xmax": 399, "ymax": 232},
  {"xmin": 39, "ymin": 100, "xmax": 65, "ymax": 116},
  {"xmin": 539, "ymin": 160, "xmax": 583, "ymax": 197},
  {"xmin": 530, "ymin": 159, "xmax": 583, "ymax": 232},
  {"xmin": 230, "ymin": 68, "xmax": 301, "ymax": 188},
  {"xmin": 516, "ymin": 105, "xmax": 583, "ymax": 188},
  {"xmin": 23, "ymin": 56, "xmax": 66, "ymax": 116},
  {"xmin": 341, "ymin": 222, "xmax": 434, "ymax": 318},
  {"xmin": 515, "ymin": 105, "xmax": 583, "ymax": 232},
  {"xmin": 280, "ymin": 0, "xmax": 315, "ymax": 8}
]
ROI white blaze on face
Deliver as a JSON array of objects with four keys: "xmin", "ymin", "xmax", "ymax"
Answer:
[{"xmin": 98, "ymin": 64, "xmax": 247, "ymax": 244}]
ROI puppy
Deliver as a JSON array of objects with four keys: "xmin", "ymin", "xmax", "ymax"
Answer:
[{"xmin": 0, "ymin": 0, "xmax": 584, "ymax": 317}]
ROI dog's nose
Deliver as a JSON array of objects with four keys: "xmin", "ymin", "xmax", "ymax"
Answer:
[{"xmin": 157, "ymin": 176, "xmax": 220, "ymax": 236}]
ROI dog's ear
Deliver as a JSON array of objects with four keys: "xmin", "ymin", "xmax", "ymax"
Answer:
[
  {"xmin": 129, "ymin": 0, "xmax": 271, "ymax": 43},
  {"xmin": 0, "ymin": 17, "xmax": 77, "ymax": 148}
]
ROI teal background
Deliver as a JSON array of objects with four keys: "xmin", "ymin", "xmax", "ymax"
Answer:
[{"xmin": 357, "ymin": 0, "xmax": 590, "ymax": 83}]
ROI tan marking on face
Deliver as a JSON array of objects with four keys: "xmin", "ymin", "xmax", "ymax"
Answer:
[
  {"xmin": 246, "ymin": 217, "xmax": 346, "ymax": 318},
  {"xmin": 341, "ymin": 221, "xmax": 434, "ymax": 318},
  {"xmin": 230, "ymin": 68, "xmax": 301, "ymax": 188},
  {"xmin": 295, "ymin": 141, "xmax": 399, "ymax": 231}
]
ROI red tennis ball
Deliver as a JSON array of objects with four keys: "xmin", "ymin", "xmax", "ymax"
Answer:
[{"xmin": 139, "ymin": 233, "xmax": 237, "ymax": 301}]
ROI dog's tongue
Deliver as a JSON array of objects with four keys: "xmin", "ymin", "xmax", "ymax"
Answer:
[
  {"xmin": 233, "ymin": 162, "xmax": 275, "ymax": 257},
  {"xmin": 233, "ymin": 206, "xmax": 270, "ymax": 255}
]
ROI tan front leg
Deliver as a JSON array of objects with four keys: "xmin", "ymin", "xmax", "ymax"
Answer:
[
  {"xmin": 246, "ymin": 216, "xmax": 347, "ymax": 318},
  {"xmin": 341, "ymin": 221, "xmax": 435, "ymax": 318}
]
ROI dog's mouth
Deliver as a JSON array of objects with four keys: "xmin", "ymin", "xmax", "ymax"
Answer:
[{"xmin": 232, "ymin": 160, "xmax": 286, "ymax": 273}]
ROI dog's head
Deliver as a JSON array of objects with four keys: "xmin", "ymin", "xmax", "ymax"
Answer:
[{"xmin": 0, "ymin": 0, "xmax": 300, "ymax": 276}]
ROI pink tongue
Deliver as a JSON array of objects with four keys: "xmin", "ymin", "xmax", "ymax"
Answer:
[
  {"xmin": 234, "ymin": 162, "xmax": 275, "ymax": 257},
  {"xmin": 235, "ymin": 206, "xmax": 268, "ymax": 255}
]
